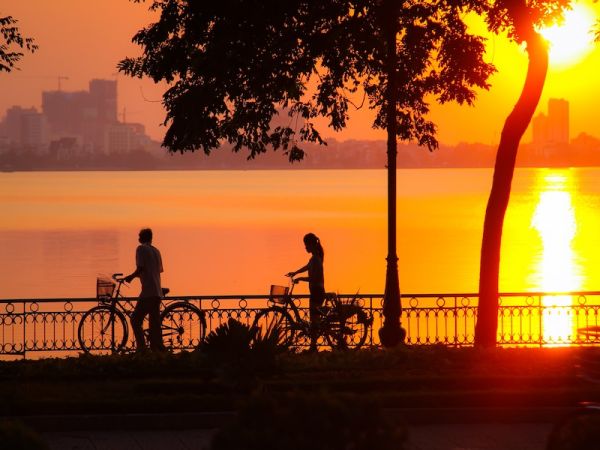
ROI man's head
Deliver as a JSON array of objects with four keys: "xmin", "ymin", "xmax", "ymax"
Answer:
[{"xmin": 138, "ymin": 228, "xmax": 153, "ymax": 244}]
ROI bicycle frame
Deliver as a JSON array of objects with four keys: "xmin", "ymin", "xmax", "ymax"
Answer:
[
  {"xmin": 98, "ymin": 275, "xmax": 136, "ymax": 316},
  {"xmin": 271, "ymin": 280, "xmax": 343, "ymax": 336},
  {"xmin": 255, "ymin": 278, "xmax": 371, "ymax": 350},
  {"xmin": 100, "ymin": 274, "xmax": 172, "ymax": 316},
  {"xmin": 270, "ymin": 280, "xmax": 316, "ymax": 329}
]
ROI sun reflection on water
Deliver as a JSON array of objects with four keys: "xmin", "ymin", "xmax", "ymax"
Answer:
[{"xmin": 531, "ymin": 172, "xmax": 580, "ymax": 344}]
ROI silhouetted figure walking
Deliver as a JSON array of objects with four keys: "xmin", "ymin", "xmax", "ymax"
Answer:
[
  {"xmin": 287, "ymin": 233, "xmax": 325, "ymax": 351},
  {"xmin": 124, "ymin": 228, "xmax": 165, "ymax": 352}
]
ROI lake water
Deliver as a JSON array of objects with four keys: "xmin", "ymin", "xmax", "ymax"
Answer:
[{"xmin": 2, "ymin": 168, "xmax": 600, "ymax": 300}]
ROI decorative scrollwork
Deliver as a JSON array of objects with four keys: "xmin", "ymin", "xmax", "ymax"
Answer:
[{"xmin": 3, "ymin": 292, "xmax": 600, "ymax": 358}]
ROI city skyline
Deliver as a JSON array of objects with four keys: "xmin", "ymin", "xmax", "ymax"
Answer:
[
  {"xmin": 0, "ymin": 78, "xmax": 153, "ymax": 156},
  {"xmin": 0, "ymin": 78, "xmax": 593, "ymax": 155},
  {"xmin": 3, "ymin": 87, "xmax": 600, "ymax": 171}
]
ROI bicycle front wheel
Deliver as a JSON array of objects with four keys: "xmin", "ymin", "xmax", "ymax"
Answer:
[
  {"xmin": 160, "ymin": 302, "xmax": 206, "ymax": 351},
  {"xmin": 325, "ymin": 305, "xmax": 370, "ymax": 350},
  {"xmin": 252, "ymin": 307, "xmax": 297, "ymax": 349},
  {"xmin": 78, "ymin": 305, "xmax": 129, "ymax": 355}
]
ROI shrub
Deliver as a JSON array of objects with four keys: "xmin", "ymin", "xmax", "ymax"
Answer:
[
  {"xmin": 199, "ymin": 319, "xmax": 288, "ymax": 375},
  {"xmin": 201, "ymin": 318, "xmax": 257, "ymax": 362}
]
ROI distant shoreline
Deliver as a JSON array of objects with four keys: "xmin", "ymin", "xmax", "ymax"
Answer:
[{"xmin": 3, "ymin": 133, "xmax": 600, "ymax": 171}]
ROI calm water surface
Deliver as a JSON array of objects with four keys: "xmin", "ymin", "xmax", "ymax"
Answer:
[{"xmin": 2, "ymin": 168, "xmax": 600, "ymax": 300}]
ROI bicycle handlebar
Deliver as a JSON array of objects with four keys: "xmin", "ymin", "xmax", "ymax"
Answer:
[
  {"xmin": 112, "ymin": 273, "xmax": 127, "ymax": 284},
  {"xmin": 110, "ymin": 272, "xmax": 169, "ymax": 296},
  {"xmin": 285, "ymin": 274, "xmax": 298, "ymax": 295}
]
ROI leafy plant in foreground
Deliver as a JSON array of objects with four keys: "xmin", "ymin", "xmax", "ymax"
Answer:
[{"xmin": 199, "ymin": 318, "xmax": 288, "ymax": 375}]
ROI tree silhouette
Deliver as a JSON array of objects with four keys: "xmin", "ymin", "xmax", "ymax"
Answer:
[
  {"xmin": 120, "ymin": 0, "xmax": 494, "ymax": 346},
  {"xmin": 474, "ymin": 0, "xmax": 569, "ymax": 347},
  {"xmin": 0, "ymin": 15, "xmax": 37, "ymax": 72}
]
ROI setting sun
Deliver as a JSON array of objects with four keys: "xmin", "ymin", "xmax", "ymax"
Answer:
[{"xmin": 538, "ymin": 3, "xmax": 596, "ymax": 67}]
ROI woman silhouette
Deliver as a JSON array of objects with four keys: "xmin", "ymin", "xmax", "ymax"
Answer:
[{"xmin": 287, "ymin": 233, "xmax": 325, "ymax": 350}]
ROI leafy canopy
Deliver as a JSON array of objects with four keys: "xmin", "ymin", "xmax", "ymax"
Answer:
[
  {"xmin": 0, "ymin": 16, "xmax": 37, "ymax": 73},
  {"xmin": 118, "ymin": 0, "xmax": 563, "ymax": 161}
]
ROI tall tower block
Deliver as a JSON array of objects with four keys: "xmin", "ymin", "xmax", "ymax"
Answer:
[{"xmin": 548, "ymin": 98, "xmax": 569, "ymax": 145}]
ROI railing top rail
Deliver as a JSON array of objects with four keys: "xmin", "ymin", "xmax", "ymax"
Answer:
[
  {"xmin": 400, "ymin": 291, "xmax": 600, "ymax": 298},
  {"xmin": 0, "ymin": 295, "xmax": 278, "ymax": 304},
  {"xmin": 2, "ymin": 290, "xmax": 600, "ymax": 304},
  {"xmin": 0, "ymin": 294, "xmax": 313, "ymax": 304}
]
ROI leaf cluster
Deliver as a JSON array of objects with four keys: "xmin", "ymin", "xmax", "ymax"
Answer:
[
  {"xmin": 486, "ymin": 0, "xmax": 569, "ymax": 43},
  {"xmin": 199, "ymin": 318, "xmax": 288, "ymax": 376},
  {"xmin": 0, "ymin": 16, "xmax": 38, "ymax": 73},
  {"xmin": 119, "ymin": 0, "xmax": 500, "ymax": 159}
]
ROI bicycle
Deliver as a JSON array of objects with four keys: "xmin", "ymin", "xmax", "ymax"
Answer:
[
  {"xmin": 77, "ymin": 273, "xmax": 206, "ymax": 354},
  {"xmin": 252, "ymin": 277, "xmax": 372, "ymax": 351}
]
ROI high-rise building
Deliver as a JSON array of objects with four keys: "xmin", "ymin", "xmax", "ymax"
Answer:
[
  {"xmin": 547, "ymin": 98, "xmax": 569, "ymax": 145},
  {"xmin": 42, "ymin": 79, "xmax": 118, "ymax": 151},
  {"xmin": 0, "ymin": 106, "xmax": 47, "ymax": 150},
  {"xmin": 104, "ymin": 122, "xmax": 150, "ymax": 154},
  {"xmin": 2, "ymin": 78, "xmax": 151, "ymax": 156},
  {"xmin": 42, "ymin": 90, "xmax": 89, "ymax": 136},
  {"xmin": 531, "ymin": 98, "xmax": 569, "ymax": 156},
  {"xmin": 20, "ymin": 110, "xmax": 47, "ymax": 148},
  {"xmin": 89, "ymin": 79, "xmax": 117, "ymax": 124}
]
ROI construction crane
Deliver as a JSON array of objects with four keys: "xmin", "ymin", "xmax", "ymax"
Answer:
[
  {"xmin": 57, "ymin": 76, "xmax": 69, "ymax": 91},
  {"xmin": 14, "ymin": 75, "xmax": 70, "ymax": 91}
]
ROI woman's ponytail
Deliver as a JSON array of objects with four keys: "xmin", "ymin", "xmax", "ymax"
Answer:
[{"xmin": 304, "ymin": 233, "xmax": 324, "ymax": 261}]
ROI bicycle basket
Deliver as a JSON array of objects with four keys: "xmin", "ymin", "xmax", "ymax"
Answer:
[
  {"xmin": 269, "ymin": 285, "xmax": 289, "ymax": 304},
  {"xmin": 96, "ymin": 277, "xmax": 115, "ymax": 300}
]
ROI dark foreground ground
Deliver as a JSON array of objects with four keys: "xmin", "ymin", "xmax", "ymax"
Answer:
[
  {"xmin": 1, "ymin": 346, "xmax": 596, "ymax": 415},
  {"xmin": 40, "ymin": 423, "xmax": 554, "ymax": 450},
  {"xmin": 2, "ymin": 346, "xmax": 599, "ymax": 449}
]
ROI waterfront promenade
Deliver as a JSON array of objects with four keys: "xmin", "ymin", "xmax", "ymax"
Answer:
[{"xmin": 4, "ymin": 290, "xmax": 600, "ymax": 357}]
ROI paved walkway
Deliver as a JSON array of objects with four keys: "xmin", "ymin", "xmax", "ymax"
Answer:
[
  {"xmin": 408, "ymin": 423, "xmax": 552, "ymax": 450},
  {"xmin": 43, "ymin": 423, "xmax": 554, "ymax": 450}
]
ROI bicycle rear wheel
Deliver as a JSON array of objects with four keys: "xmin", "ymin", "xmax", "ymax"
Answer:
[
  {"xmin": 252, "ymin": 307, "xmax": 297, "ymax": 349},
  {"xmin": 325, "ymin": 304, "xmax": 370, "ymax": 350},
  {"xmin": 160, "ymin": 302, "xmax": 206, "ymax": 351},
  {"xmin": 78, "ymin": 305, "xmax": 129, "ymax": 354}
]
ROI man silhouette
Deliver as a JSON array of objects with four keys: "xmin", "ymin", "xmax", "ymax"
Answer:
[{"xmin": 124, "ymin": 228, "xmax": 165, "ymax": 352}]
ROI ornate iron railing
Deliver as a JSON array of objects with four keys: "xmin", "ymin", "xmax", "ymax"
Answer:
[{"xmin": 2, "ymin": 291, "xmax": 600, "ymax": 358}]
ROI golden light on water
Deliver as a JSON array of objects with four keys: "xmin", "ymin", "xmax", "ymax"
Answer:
[{"xmin": 531, "ymin": 173, "xmax": 580, "ymax": 343}]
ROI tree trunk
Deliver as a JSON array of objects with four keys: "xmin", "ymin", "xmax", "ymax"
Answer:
[
  {"xmin": 475, "ymin": 28, "xmax": 548, "ymax": 348},
  {"xmin": 379, "ymin": 1, "xmax": 405, "ymax": 347}
]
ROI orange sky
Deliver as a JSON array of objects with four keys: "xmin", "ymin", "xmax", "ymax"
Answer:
[{"xmin": 2, "ymin": 0, "xmax": 600, "ymax": 146}]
